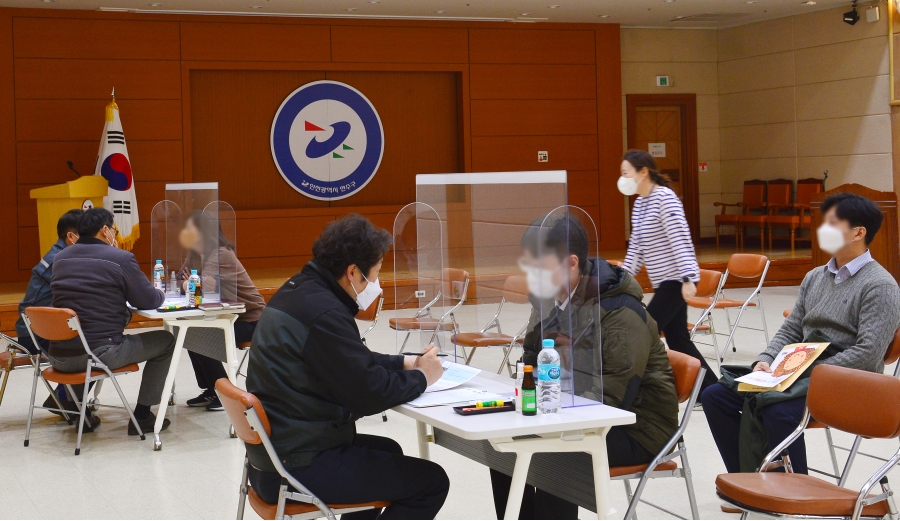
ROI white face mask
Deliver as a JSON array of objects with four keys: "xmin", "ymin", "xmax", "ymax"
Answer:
[
  {"xmin": 817, "ymin": 223, "xmax": 849, "ymax": 255},
  {"xmin": 352, "ymin": 272, "xmax": 381, "ymax": 310},
  {"xmin": 524, "ymin": 266, "xmax": 562, "ymax": 300},
  {"xmin": 617, "ymin": 176, "xmax": 639, "ymax": 196}
]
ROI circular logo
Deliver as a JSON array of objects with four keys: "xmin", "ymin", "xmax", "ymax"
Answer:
[
  {"xmin": 100, "ymin": 153, "xmax": 133, "ymax": 191},
  {"xmin": 270, "ymin": 81, "xmax": 384, "ymax": 200},
  {"xmin": 81, "ymin": 199, "xmax": 94, "ymax": 211}
]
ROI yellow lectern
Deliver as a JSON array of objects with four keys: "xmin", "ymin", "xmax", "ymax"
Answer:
[{"xmin": 30, "ymin": 176, "xmax": 108, "ymax": 254}]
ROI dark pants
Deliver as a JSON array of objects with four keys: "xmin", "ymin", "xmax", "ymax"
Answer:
[
  {"xmin": 188, "ymin": 321, "xmax": 256, "ymax": 391},
  {"xmin": 249, "ymin": 434, "xmax": 449, "ymax": 520},
  {"xmin": 702, "ymin": 382, "xmax": 808, "ymax": 474},
  {"xmin": 49, "ymin": 330, "xmax": 175, "ymax": 406},
  {"xmin": 647, "ymin": 280, "xmax": 719, "ymax": 395},
  {"xmin": 489, "ymin": 427, "xmax": 654, "ymax": 519}
]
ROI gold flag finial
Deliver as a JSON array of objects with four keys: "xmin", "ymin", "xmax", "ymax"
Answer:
[{"xmin": 105, "ymin": 87, "xmax": 118, "ymax": 122}]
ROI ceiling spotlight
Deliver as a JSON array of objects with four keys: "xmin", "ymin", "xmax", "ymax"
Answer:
[
  {"xmin": 844, "ymin": 3, "xmax": 859, "ymax": 24},
  {"xmin": 548, "ymin": 5, "xmax": 561, "ymax": 8},
  {"xmin": 149, "ymin": 2, "xmax": 162, "ymax": 5},
  {"xmin": 369, "ymin": 0, "xmax": 379, "ymax": 2},
  {"xmin": 41, "ymin": 0, "xmax": 55, "ymax": 3},
  {"xmin": 346, "ymin": 7, "xmax": 357, "ymax": 10},
  {"xmin": 435, "ymin": 10, "xmax": 445, "ymax": 13},
  {"xmin": 665, "ymin": 0, "xmax": 676, "ymax": 3},
  {"xmin": 746, "ymin": 0, "xmax": 757, "ymax": 3},
  {"xmin": 801, "ymin": 0, "xmax": 816, "ymax": 4},
  {"xmin": 599, "ymin": 14, "xmax": 610, "ymax": 17},
  {"xmin": 250, "ymin": 5, "xmax": 263, "ymax": 8},
  {"xmin": 520, "ymin": 12, "xmax": 530, "ymax": 15}
]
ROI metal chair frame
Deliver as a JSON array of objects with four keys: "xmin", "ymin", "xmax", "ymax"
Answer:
[
  {"xmin": 0, "ymin": 333, "xmax": 70, "ymax": 418},
  {"xmin": 615, "ymin": 366, "xmax": 705, "ymax": 520},
  {"xmin": 359, "ymin": 294, "xmax": 385, "ymax": 341},
  {"xmin": 689, "ymin": 273, "xmax": 727, "ymax": 369},
  {"xmin": 721, "ymin": 407, "xmax": 900, "ymax": 520},
  {"xmin": 394, "ymin": 275, "xmax": 469, "ymax": 354},
  {"xmin": 458, "ymin": 295, "xmax": 526, "ymax": 375},
  {"xmin": 21, "ymin": 309, "xmax": 145, "ymax": 455}
]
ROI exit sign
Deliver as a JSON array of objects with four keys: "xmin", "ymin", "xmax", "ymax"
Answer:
[{"xmin": 656, "ymin": 76, "xmax": 671, "ymax": 87}]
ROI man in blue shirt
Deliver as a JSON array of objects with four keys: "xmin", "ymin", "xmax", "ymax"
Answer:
[{"xmin": 13, "ymin": 210, "xmax": 82, "ymax": 414}]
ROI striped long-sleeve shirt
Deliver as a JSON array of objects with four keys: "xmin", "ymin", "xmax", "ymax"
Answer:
[{"xmin": 623, "ymin": 185, "xmax": 700, "ymax": 288}]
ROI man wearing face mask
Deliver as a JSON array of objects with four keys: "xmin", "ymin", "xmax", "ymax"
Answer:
[
  {"xmin": 245, "ymin": 214, "xmax": 449, "ymax": 520},
  {"xmin": 490, "ymin": 215, "xmax": 678, "ymax": 519},
  {"xmin": 703, "ymin": 193, "xmax": 900, "ymax": 483},
  {"xmin": 50, "ymin": 208, "xmax": 175, "ymax": 436}
]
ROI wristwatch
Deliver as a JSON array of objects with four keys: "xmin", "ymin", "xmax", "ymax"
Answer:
[{"xmin": 682, "ymin": 276, "xmax": 691, "ymax": 284}]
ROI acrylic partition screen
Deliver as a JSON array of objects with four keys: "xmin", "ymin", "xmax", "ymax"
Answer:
[
  {"xmin": 392, "ymin": 202, "xmax": 449, "ymax": 356},
  {"xmin": 533, "ymin": 206, "xmax": 602, "ymax": 408},
  {"xmin": 150, "ymin": 200, "xmax": 183, "ymax": 297},
  {"xmin": 413, "ymin": 171, "xmax": 568, "ymax": 367},
  {"xmin": 200, "ymin": 201, "xmax": 237, "ymax": 304}
]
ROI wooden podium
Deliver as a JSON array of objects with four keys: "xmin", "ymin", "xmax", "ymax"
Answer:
[
  {"xmin": 30, "ymin": 176, "xmax": 108, "ymax": 254},
  {"xmin": 810, "ymin": 183, "xmax": 899, "ymax": 281}
]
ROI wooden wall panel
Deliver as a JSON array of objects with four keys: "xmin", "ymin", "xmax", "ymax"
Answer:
[
  {"xmin": 567, "ymin": 170, "xmax": 600, "ymax": 207},
  {"xmin": 470, "ymin": 64, "xmax": 596, "ymax": 99},
  {"xmin": 470, "ymin": 99, "xmax": 597, "ymax": 136},
  {"xmin": 331, "ymin": 26, "xmax": 468, "ymax": 63},
  {"xmin": 0, "ymin": 11, "xmax": 17, "ymax": 276},
  {"xmin": 594, "ymin": 25, "xmax": 625, "ymax": 249},
  {"xmin": 469, "ymin": 29, "xmax": 595, "ymax": 64},
  {"xmin": 18, "ymin": 227, "xmax": 39, "ymax": 271},
  {"xmin": 13, "ymin": 18, "xmax": 180, "ymax": 60},
  {"xmin": 14, "ymin": 59, "xmax": 181, "ymax": 100},
  {"xmin": 16, "ymin": 99, "xmax": 182, "ymax": 141},
  {"xmin": 471, "ymin": 135, "xmax": 599, "ymax": 172},
  {"xmin": 180, "ymin": 22, "xmax": 331, "ymax": 62}
]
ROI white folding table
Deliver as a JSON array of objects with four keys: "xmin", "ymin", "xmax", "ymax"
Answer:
[
  {"xmin": 392, "ymin": 371, "xmax": 635, "ymax": 520},
  {"xmin": 131, "ymin": 305, "xmax": 244, "ymax": 450}
]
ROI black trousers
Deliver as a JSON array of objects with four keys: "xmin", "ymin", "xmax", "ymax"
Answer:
[
  {"xmin": 188, "ymin": 320, "xmax": 256, "ymax": 391},
  {"xmin": 647, "ymin": 280, "xmax": 719, "ymax": 394},
  {"xmin": 249, "ymin": 434, "xmax": 449, "ymax": 520},
  {"xmin": 489, "ymin": 427, "xmax": 654, "ymax": 520},
  {"xmin": 702, "ymin": 383, "xmax": 808, "ymax": 474}
]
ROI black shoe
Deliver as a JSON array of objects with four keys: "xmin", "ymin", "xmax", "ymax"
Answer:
[
  {"xmin": 78, "ymin": 410, "xmax": 101, "ymax": 433},
  {"xmin": 128, "ymin": 411, "xmax": 169, "ymax": 436},
  {"xmin": 49, "ymin": 399, "xmax": 100, "ymax": 432},
  {"xmin": 42, "ymin": 394, "xmax": 66, "ymax": 418},
  {"xmin": 205, "ymin": 396, "xmax": 224, "ymax": 411},
  {"xmin": 186, "ymin": 390, "xmax": 216, "ymax": 407}
]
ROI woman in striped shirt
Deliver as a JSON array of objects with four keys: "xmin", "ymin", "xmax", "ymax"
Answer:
[{"xmin": 619, "ymin": 149, "xmax": 719, "ymax": 394}]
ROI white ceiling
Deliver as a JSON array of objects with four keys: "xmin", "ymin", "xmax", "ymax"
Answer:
[{"xmin": 0, "ymin": 0, "xmax": 867, "ymax": 28}]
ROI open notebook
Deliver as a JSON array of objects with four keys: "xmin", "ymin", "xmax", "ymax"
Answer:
[{"xmin": 735, "ymin": 342, "xmax": 830, "ymax": 392}]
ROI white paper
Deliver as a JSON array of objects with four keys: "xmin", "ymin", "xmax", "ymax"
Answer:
[
  {"xmin": 407, "ymin": 388, "xmax": 503, "ymax": 408},
  {"xmin": 734, "ymin": 342, "xmax": 828, "ymax": 388},
  {"xmin": 425, "ymin": 362, "xmax": 481, "ymax": 392}
]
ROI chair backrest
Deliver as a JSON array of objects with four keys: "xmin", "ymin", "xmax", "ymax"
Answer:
[
  {"xmin": 695, "ymin": 269, "xmax": 722, "ymax": 298},
  {"xmin": 807, "ymin": 365, "xmax": 900, "ymax": 439},
  {"xmin": 796, "ymin": 178, "xmax": 825, "ymax": 206},
  {"xmin": 22, "ymin": 307, "xmax": 79, "ymax": 341},
  {"xmin": 667, "ymin": 349, "xmax": 702, "ymax": 404},
  {"xmin": 883, "ymin": 327, "xmax": 900, "ymax": 365},
  {"xmin": 742, "ymin": 180, "xmax": 767, "ymax": 208},
  {"xmin": 767, "ymin": 179, "xmax": 793, "ymax": 207},
  {"xmin": 215, "ymin": 378, "xmax": 272, "ymax": 445},
  {"xmin": 502, "ymin": 275, "xmax": 530, "ymax": 304},
  {"xmin": 355, "ymin": 292, "xmax": 384, "ymax": 322},
  {"xmin": 441, "ymin": 268, "xmax": 469, "ymax": 301},
  {"xmin": 726, "ymin": 253, "xmax": 769, "ymax": 279}
]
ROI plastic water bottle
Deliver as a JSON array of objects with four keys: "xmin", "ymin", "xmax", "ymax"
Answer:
[
  {"xmin": 187, "ymin": 269, "xmax": 201, "ymax": 307},
  {"xmin": 153, "ymin": 260, "xmax": 165, "ymax": 291},
  {"xmin": 537, "ymin": 338, "xmax": 561, "ymax": 414},
  {"xmin": 168, "ymin": 271, "xmax": 178, "ymax": 296}
]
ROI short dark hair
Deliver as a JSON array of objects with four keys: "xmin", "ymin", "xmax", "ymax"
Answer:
[
  {"xmin": 520, "ymin": 214, "xmax": 589, "ymax": 272},
  {"xmin": 820, "ymin": 193, "xmax": 883, "ymax": 245},
  {"xmin": 312, "ymin": 214, "xmax": 392, "ymax": 279},
  {"xmin": 56, "ymin": 209, "xmax": 83, "ymax": 241},
  {"xmin": 78, "ymin": 207, "xmax": 115, "ymax": 237}
]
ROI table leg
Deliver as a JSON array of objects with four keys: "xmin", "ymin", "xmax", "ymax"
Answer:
[
  {"xmin": 221, "ymin": 316, "xmax": 238, "ymax": 439},
  {"xmin": 416, "ymin": 420, "xmax": 431, "ymax": 460},
  {"xmin": 503, "ymin": 452, "xmax": 533, "ymax": 520},
  {"xmin": 589, "ymin": 427, "xmax": 612, "ymax": 520},
  {"xmin": 154, "ymin": 324, "xmax": 187, "ymax": 451}
]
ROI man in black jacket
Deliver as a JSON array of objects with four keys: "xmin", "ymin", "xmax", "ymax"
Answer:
[{"xmin": 246, "ymin": 214, "xmax": 448, "ymax": 520}]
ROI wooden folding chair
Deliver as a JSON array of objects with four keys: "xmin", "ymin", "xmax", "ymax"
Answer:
[
  {"xmin": 717, "ymin": 365, "xmax": 900, "ymax": 519},
  {"xmin": 613, "ymin": 350, "xmax": 705, "ymax": 520},
  {"xmin": 21, "ymin": 307, "xmax": 145, "ymax": 455},
  {"xmin": 216, "ymin": 378, "xmax": 389, "ymax": 520}
]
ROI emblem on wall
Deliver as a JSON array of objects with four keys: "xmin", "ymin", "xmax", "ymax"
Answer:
[{"xmin": 270, "ymin": 81, "xmax": 384, "ymax": 200}]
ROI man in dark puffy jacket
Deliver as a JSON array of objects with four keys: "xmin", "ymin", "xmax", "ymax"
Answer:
[
  {"xmin": 491, "ymin": 214, "xmax": 679, "ymax": 519},
  {"xmin": 246, "ymin": 215, "xmax": 448, "ymax": 520}
]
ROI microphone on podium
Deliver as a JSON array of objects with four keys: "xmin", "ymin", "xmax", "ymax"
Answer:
[{"xmin": 67, "ymin": 160, "xmax": 82, "ymax": 178}]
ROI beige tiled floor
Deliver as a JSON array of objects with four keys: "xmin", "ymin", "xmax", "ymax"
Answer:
[{"xmin": 1, "ymin": 284, "xmax": 898, "ymax": 519}]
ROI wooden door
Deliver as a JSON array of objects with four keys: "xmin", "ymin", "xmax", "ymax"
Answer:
[{"xmin": 626, "ymin": 94, "xmax": 699, "ymax": 242}]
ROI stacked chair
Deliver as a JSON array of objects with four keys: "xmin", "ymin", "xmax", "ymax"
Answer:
[
  {"xmin": 714, "ymin": 180, "xmax": 767, "ymax": 249},
  {"xmin": 766, "ymin": 178, "xmax": 825, "ymax": 251}
]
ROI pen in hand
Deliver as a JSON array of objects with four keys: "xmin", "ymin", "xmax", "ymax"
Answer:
[{"xmin": 401, "ymin": 352, "xmax": 448, "ymax": 357}]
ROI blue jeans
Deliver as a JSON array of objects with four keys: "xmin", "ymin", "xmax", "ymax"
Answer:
[{"xmin": 702, "ymin": 382, "xmax": 808, "ymax": 473}]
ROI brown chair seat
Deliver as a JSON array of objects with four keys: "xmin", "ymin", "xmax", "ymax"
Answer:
[
  {"xmin": 716, "ymin": 472, "xmax": 888, "ymax": 517},
  {"xmin": 42, "ymin": 364, "xmax": 140, "ymax": 385},
  {"xmin": 0, "ymin": 351, "xmax": 34, "ymax": 369},
  {"xmin": 247, "ymin": 486, "xmax": 389, "ymax": 519},
  {"xmin": 237, "ymin": 341, "xmax": 252, "ymax": 350},
  {"xmin": 715, "ymin": 214, "xmax": 741, "ymax": 224},
  {"xmin": 685, "ymin": 297, "xmax": 756, "ymax": 309},
  {"xmin": 452, "ymin": 332, "xmax": 523, "ymax": 348},
  {"xmin": 610, "ymin": 460, "xmax": 678, "ymax": 478},
  {"xmin": 766, "ymin": 215, "xmax": 800, "ymax": 225},
  {"xmin": 389, "ymin": 318, "xmax": 455, "ymax": 332},
  {"xmin": 686, "ymin": 323, "xmax": 710, "ymax": 332}
]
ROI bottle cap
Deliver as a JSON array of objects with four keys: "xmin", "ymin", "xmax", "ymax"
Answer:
[
  {"xmin": 156, "ymin": 259, "xmax": 162, "ymax": 264},
  {"xmin": 523, "ymin": 365, "xmax": 533, "ymax": 372},
  {"xmin": 191, "ymin": 269, "xmax": 198, "ymax": 275},
  {"xmin": 542, "ymin": 339, "xmax": 554, "ymax": 349}
]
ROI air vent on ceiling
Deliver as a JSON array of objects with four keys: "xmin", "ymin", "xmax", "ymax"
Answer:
[{"xmin": 671, "ymin": 13, "xmax": 753, "ymax": 22}]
